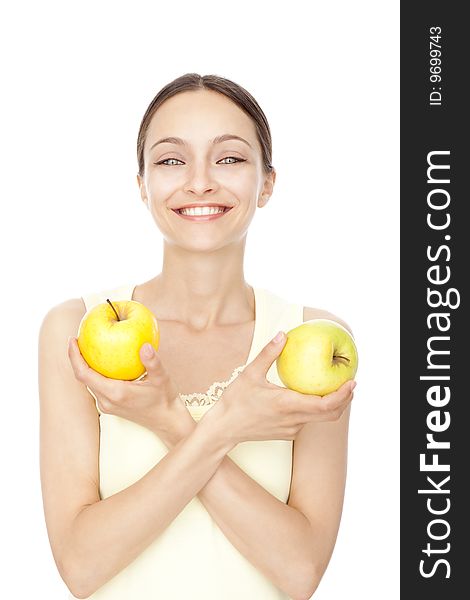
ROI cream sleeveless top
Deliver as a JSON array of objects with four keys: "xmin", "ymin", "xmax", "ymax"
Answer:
[{"xmin": 74, "ymin": 283, "xmax": 304, "ymax": 600}]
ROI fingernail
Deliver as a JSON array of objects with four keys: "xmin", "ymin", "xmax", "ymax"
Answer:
[
  {"xmin": 272, "ymin": 331, "xmax": 284, "ymax": 343},
  {"xmin": 350, "ymin": 381, "xmax": 357, "ymax": 392},
  {"xmin": 142, "ymin": 343, "xmax": 154, "ymax": 358}
]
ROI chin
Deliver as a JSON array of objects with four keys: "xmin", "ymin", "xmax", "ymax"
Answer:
[{"xmin": 174, "ymin": 233, "xmax": 244, "ymax": 253}]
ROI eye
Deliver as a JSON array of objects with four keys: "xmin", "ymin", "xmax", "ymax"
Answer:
[
  {"xmin": 154, "ymin": 156, "xmax": 246, "ymax": 166},
  {"xmin": 154, "ymin": 158, "xmax": 184, "ymax": 166},
  {"xmin": 218, "ymin": 157, "xmax": 246, "ymax": 165}
]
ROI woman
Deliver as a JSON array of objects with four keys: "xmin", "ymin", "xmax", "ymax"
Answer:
[{"xmin": 38, "ymin": 73, "xmax": 356, "ymax": 600}]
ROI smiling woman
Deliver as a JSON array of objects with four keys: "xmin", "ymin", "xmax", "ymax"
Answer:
[
  {"xmin": 38, "ymin": 72, "xmax": 356, "ymax": 600},
  {"xmin": 135, "ymin": 76, "xmax": 276, "ymax": 253}
]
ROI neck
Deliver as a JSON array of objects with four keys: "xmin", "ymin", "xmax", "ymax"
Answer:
[{"xmin": 148, "ymin": 238, "xmax": 254, "ymax": 330}]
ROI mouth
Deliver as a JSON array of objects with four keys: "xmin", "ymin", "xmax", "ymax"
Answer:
[{"xmin": 171, "ymin": 205, "xmax": 233, "ymax": 222}]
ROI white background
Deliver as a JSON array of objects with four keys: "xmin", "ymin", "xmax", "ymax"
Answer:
[{"xmin": 0, "ymin": 1, "xmax": 399, "ymax": 598}]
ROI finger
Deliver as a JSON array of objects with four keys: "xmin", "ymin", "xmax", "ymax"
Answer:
[
  {"xmin": 139, "ymin": 343, "xmax": 168, "ymax": 382},
  {"xmin": 246, "ymin": 331, "xmax": 287, "ymax": 379},
  {"xmin": 68, "ymin": 336, "xmax": 123, "ymax": 399},
  {"xmin": 321, "ymin": 380, "xmax": 356, "ymax": 411},
  {"xmin": 67, "ymin": 336, "xmax": 88, "ymax": 378},
  {"xmin": 284, "ymin": 379, "xmax": 356, "ymax": 415}
]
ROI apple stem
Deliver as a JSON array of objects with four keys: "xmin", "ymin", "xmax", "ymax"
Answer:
[{"xmin": 107, "ymin": 299, "xmax": 120, "ymax": 321}]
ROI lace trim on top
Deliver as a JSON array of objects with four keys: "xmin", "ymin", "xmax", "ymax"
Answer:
[{"xmin": 179, "ymin": 364, "xmax": 246, "ymax": 408}]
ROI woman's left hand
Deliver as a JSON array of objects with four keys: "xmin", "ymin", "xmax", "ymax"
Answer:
[{"xmin": 67, "ymin": 337, "xmax": 194, "ymax": 445}]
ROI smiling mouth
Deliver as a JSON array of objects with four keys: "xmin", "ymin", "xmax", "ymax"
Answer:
[
  {"xmin": 174, "ymin": 206, "xmax": 231, "ymax": 214},
  {"xmin": 171, "ymin": 206, "xmax": 233, "ymax": 220}
]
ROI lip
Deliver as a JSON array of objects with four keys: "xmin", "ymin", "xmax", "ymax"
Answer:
[
  {"xmin": 174, "ymin": 203, "xmax": 233, "ymax": 210},
  {"xmin": 171, "ymin": 206, "xmax": 233, "ymax": 222}
]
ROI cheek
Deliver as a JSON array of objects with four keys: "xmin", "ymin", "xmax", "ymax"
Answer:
[
  {"xmin": 147, "ymin": 170, "xmax": 181, "ymax": 198},
  {"xmin": 220, "ymin": 165, "xmax": 260, "ymax": 194}
]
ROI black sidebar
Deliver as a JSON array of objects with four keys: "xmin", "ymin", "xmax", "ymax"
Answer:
[{"xmin": 401, "ymin": 3, "xmax": 468, "ymax": 599}]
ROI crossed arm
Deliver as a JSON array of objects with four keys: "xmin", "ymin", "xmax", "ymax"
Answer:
[
  {"xmin": 39, "ymin": 301, "xmax": 351, "ymax": 600},
  {"xmin": 58, "ymin": 407, "xmax": 348, "ymax": 600},
  {"xmin": 158, "ymin": 404, "xmax": 350, "ymax": 600}
]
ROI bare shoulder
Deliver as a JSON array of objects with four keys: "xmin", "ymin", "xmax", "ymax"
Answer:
[
  {"xmin": 39, "ymin": 297, "xmax": 86, "ymax": 339},
  {"xmin": 41, "ymin": 296, "xmax": 86, "ymax": 323},
  {"xmin": 302, "ymin": 305, "xmax": 354, "ymax": 337},
  {"xmin": 38, "ymin": 296, "xmax": 89, "ymax": 390}
]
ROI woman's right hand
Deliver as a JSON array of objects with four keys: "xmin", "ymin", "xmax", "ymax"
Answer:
[{"xmin": 205, "ymin": 331, "xmax": 356, "ymax": 445}]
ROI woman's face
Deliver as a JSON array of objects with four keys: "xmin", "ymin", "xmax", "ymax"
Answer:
[{"xmin": 137, "ymin": 89, "xmax": 275, "ymax": 252}]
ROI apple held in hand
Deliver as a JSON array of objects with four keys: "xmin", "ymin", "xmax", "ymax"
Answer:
[
  {"xmin": 276, "ymin": 319, "xmax": 358, "ymax": 396},
  {"xmin": 77, "ymin": 299, "xmax": 160, "ymax": 380}
]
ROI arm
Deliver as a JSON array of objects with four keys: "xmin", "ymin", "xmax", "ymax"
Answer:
[
  {"xmin": 163, "ymin": 408, "xmax": 351, "ymax": 600},
  {"xmin": 39, "ymin": 300, "xmax": 234, "ymax": 599},
  {"xmin": 165, "ymin": 422, "xmax": 324, "ymax": 600},
  {"xmin": 160, "ymin": 308, "xmax": 354, "ymax": 600},
  {"xmin": 69, "ymin": 417, "xmax": 230, "ymax": 599}
]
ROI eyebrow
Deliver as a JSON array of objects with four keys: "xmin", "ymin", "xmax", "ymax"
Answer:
[{"xmin": 149, "ymin": 133, "xmax": 253, "ymax": 152}]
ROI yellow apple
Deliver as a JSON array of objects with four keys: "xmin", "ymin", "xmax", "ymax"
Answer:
[
  {"xmin": 77, "ymin": 299, "xmax": 160, "ymax": 380},
  {"xmin": 276, "ymin": 319, "xmax": 358, "ymax": 396}
]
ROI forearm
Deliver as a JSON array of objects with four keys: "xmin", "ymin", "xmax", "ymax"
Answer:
[
  {"xmin": 199, "ymin": 455, "xmax": 317, "ymax": 599},
  {"xmin": 163, "ymin": 420, "xmax": 316, "ymax": 600},
  {"xmin": 65, "ymin": 418, "xmax": 233, "ymax": 598}
]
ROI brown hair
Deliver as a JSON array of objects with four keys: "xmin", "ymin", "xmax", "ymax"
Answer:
[{"xmin": 136, "ymin": 73, "xmax": 274, "ymax": 177}]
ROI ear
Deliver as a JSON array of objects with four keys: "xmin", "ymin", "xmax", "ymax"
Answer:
[
  {"xmin": 136, "ymin": 174, "xmax": 149, "ymax": 209},
  {"xmin": 258, "ymin": 168, "xmax": 276, "ymax": 208}
]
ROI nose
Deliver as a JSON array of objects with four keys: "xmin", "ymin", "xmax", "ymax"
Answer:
[{"xmin": 183, "ymin": 160, "xmax": 218, "ymax": 196}]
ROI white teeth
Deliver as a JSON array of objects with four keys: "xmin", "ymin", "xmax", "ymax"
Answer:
[{"xmin": 179, "ymin": 206, "xmax": 227, "ymax": 216}]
